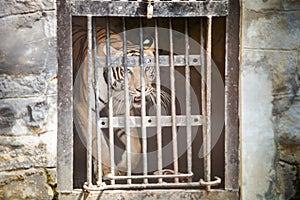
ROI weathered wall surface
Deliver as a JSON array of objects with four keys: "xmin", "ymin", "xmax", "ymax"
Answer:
[
  {"xmin": 0, "ymin": 0, "xmax": 299, "ymax": 199},
  {"xmin": 0, "ymin": 0, "xmax": 57, "ymax": 199},
  {"xmin": 241, "ymin": 0, "xmax": 300, "ymax": 199}
]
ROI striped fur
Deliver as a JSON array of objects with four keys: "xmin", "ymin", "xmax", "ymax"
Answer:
[{"xmin": 73, "ymin": 24, "xmax": 170, "ymax": 177}]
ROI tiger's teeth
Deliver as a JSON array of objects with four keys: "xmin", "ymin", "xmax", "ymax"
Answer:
[{"xmin": 134, "ymin": 96, "xmax": 141, "ymax": 102}]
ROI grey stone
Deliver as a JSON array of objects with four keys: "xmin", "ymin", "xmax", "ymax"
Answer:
[
  {"xmin": 242, "ymin": 10, "xmax": 300, "ymax": 50},
  {"xmin": 0, "ymin": 104, "xmax": 16, "ymax": 134},
  {"xmin": 0, "ymin": 0, "xmax": 55, "ymax": 18},
  {"xmin": 241, "ymin": 49, "xmax": 298, "ymax": 114},
  {"xmin": 276, "ymin": 161, "xmax": 298, "ymax": 199},
  {"xmin": 0, "ymin": 96, "xmax": 57, "ymax": 136},
  {"xmin": 0, "ymin": 132, "xmax": 56, "ymax": 171},
  {"xmin": 0, "ymin": 11, "xmax": 57, "ymax": 76},
  {"xmin": 284, "ymin": 0, "xmax": 300, "ymax": 10},
  {"xmin": 0, "ymin": 168, "xmax": 54, "ymax": 200},
  {"xmin": 243, "ymin": 0, "xmax": 284, "ymax": 11}
]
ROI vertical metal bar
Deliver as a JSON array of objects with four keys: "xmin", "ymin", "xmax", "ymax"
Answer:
[
  {"xmin": 155, "ymin": 19, "xmax": 163, "ymax": 184},
  {"xmin": 204, "ymin": 16, "xmax": 213, "ymax": 191},
  {"xmin": 86, "ymin": 15, "xmax": 93, "ymax": 187},
  {"xmin": 225, "ymin": 0, "xmax": 240, "ymax": 190},
  {"xmin": 122, "ymin": 17, "xmax": 132, "ymax": 185},
  {"xmin": 94, "ymin": 18, "xmax": 102, "ymax": 185},
  {"xmin": 57, "ymin": 0, "xmax": 73, "ymax": 192},
  {"xmin": 200, "ymin": 17, "xmax": 207, "ymax": 186},
  {"xmin": 184, "ymin": 18, "xmax": 192, "ymax": 183},
  {"xmin": 139, "ymin": 18, "xmax": 148, "ymax": 184},
  {"xmin": 106, "ymin": 17, "xmax": 115, "ymax": 185},
  {"xmin": 169, "ymin": 18, "xmax": 179, "ymax": 183}
]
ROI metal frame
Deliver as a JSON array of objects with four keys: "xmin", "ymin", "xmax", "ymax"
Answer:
[{"xmin": 57, "ymin": 0, "xmax": 240, "ymax": 198}]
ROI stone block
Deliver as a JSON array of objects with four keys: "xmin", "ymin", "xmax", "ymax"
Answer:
[
  {"xmin": 0, "ymin": 0, "xmax": 55, "ymax": 18},
  {"xmin": 0, "ymin": 168, "xmax": 54, "ymax": 200},
  {"xmin": 0, "ymin": 73, "xmax": 57, "ymax": 98},
  {"xmin": 0, "ymin": 96, "xmax": 57, "ymax": 136},
  {"xmin": 0, "ymin": 132, "xmax": 57, "ymax": 171},
  {"xmin": 0, "ymin": 11, "xmax": 57, "ymax": 76},
  {"xmin": 242, "ymin": 49, "xmax": 298, "ymax": 114},
  {"xmin": 284, "ymin": 0, "xmax": 300, "ymax": 10},
  {"xmin": 242, "ymin": 10, "xmax": 300, "ymax": 49},
  {"xmin": 243, "ymin": 0, "xmax": 284, "ymax": 11},
  {"xmin": 276, "ymin": 161, "xmax": 298, "ymax": 199}
]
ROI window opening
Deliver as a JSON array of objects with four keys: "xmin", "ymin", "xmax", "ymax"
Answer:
[{"xmin": 57, "ymin": 0, "xmax": 239, "ymax": 196}]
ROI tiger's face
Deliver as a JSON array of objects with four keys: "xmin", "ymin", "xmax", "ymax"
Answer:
[{"xmin": 101, "ymin": 38, "xmax": 157, "ymax": 110}]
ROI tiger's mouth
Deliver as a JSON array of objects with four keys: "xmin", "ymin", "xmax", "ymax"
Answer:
[{"xmin": 134, "ymin": 96, "xmax": 141, "ymax": 102}]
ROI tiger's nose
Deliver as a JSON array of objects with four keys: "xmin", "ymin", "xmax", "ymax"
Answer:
[{"xmin": 136, "ymin": 87, "xmax": 148, "ymax": 93}]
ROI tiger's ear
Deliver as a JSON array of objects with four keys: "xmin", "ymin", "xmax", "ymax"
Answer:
[{"xmin": 143, "ymin": 37, "xmax": 154, "ymax": 52}]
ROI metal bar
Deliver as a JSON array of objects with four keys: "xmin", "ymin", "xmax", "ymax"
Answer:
[
  {"xmin": 72, "ymin": 1, "xmax": 229, "ymax": 17},
  {"xmin": 105, "ymin": 173, "xmax": 193, "ymax": 180},
  {"xmin": 200, "ymin": 17, "xmax": 207, "ymax": 189},
  {"xmin": 224, "ymin": 0, "xmax": 240, "ymax": 190},
  {"xmin": 184, "ymin": 18, "xmax": 192, "ymax": 183},
  {"xmin": 86, "ymin": 15, "xmax": 93, "ymax": 187},
  {"xmin": 93, "ymin": 18, "xmax": 102, "ymax": 185},
  {"xmin": 122, "ymin": 17, "xmax": 132, "ymax": 185},
  {"xmin": 106, "ymin": 17, "xmax": 115, "ymax": 185},
  {"xmin": 96, "ymin": 55, "xmax": 202, "ymax": 68},
  {"xmin": 83, "ymin": 182, "xmax": 206, "ymax": 191},
  {"xmin": 98, "ymin": 115, "xmax": 204, "ymax": 128},
  {"xmin": 169, "ymin": 18, "xmax": 179, "ymax": 183},
  {"xmin": 154, "ymin": 18, "xmax": 163, "ymax": 184},
  {"xmin": 139, "ymin": 18, "xmax": 148, "ymax": 184},
  {"xmin": 57, "ymin": 0, "xmax": 73, "ymax": 192},
  {"xmin": 204, "ymin": 16, "xmax": 213, "ymax": 191}
]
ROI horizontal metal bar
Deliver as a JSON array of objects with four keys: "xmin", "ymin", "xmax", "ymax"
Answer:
[
  {"xmin": 83, "ymin": 182, "xmax": 205, "ymax": 191},
  {"xmin": 72, "ymin": 1, "xmax": 228, "ymax": 17},
  {"xmin": 98, "ymin": 115, "xmax": 204, "ymax": 128},
  {"xmin": 104, "ymin": 173, "xmax": 193, "ymax": 180},
  {"xmin": 96, "ymin": 55, "xmax": 201, "ymax": 68}
]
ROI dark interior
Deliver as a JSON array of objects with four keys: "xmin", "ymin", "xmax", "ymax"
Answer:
[{"xmin": 73, "ymin": 16, "xmax": 226, "ymax": 189}]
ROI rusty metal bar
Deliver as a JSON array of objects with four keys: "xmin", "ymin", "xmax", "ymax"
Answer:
[
  {"xmin": 72, "ymin": 1, "xmax": 229, "ymax": 17},
  {"xmin": 184, "ymin": 18, "xmax": 192, "ymax": 183},
  {"xmin": 154, "ymin": 18, "xmax": 163, "ymax": 184},
  {"xmin": 98, "ymin": 115, "xmax": 204, "ymax": 128},
  {"xmin": 83, "ymin": 181, "xmax": 205, "ymax": 192},
  {"xmin": 122, "ymin": 17, "xmax": 132, "ymax": 185},
  {"xmin": 139, "ymin": 18, "xmax": 148, "ymax": 184},
  {"xmin": 200, "ymin": 17, "xmax": 207, "ymax": 189},
  {"xmin": 93, "ymin": 18, "xmax": 102, "ymax": 185},
  {"xmin": 204, "ymin": 15, "xmax": 213, "ymax": 191},
  {"xmin": 57, "ymin": 0, "xmax": 73, "ymax": 192},
  {"xmin": 106, "ymin": 17, "xmax": 115, "ymax": 185},
  {"xmin": 86, "ymin": 15, "xmax": 93, "ymax": 187},
  {"xmin": 169, "ymin": 18, "xmax": 179, "ymax": 183},
  {"xmin": 224, "ymin": 0, "xmax": 240, "ymax": 190},
  {"xmin": 96, "ymin": 55, "xmax": 201, "ymax": 68},
  {"xmin": 105, "ymin": 173, "xmax": 193, "ymax": 180}
]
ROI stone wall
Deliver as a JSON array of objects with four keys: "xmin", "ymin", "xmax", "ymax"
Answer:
[
  {"xmin": 241, "ymin": 0, "xmax": 300, "ymax": 199},
  {"xmin": 0, "ymin": 0, "xmax": 57, "ymax": 199},
  {"xmin": 0, "ymin": 0, "xmax": 299, "ymax": 199}
]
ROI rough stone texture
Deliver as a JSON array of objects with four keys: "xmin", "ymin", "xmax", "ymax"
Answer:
[
  {"xmin": 0, "ymin": 96, "xmax": 57, "ymax": 136},
  {"xmin": 0, "ymin": 132, "xmax": 57, "ymax": 171},
  {"xmin": 0, "ymin": 11, "xmax": 57, "ymax": 76},
  {"xmin": 0, "ymin": 0, "xmax": 57, "ymax": 199},
  {"xmin": 0, "ymin": 168, "xmax": 54, "ymax": 200},
  {"xmin": 242, "ymin": 0, "xmax": 300, "ymax": 199},
  {"xmin": 0, "ymin": 0, "xmax": 55, "ymax": 18},
  {"xmin": 243, "ymin": 10, "xmax": 300, "ymax": 50}
]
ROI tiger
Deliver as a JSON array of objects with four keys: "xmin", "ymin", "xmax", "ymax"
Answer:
[{"xmin": 72, "ymin": 24, "xmax": 170, "ymax": 177}]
